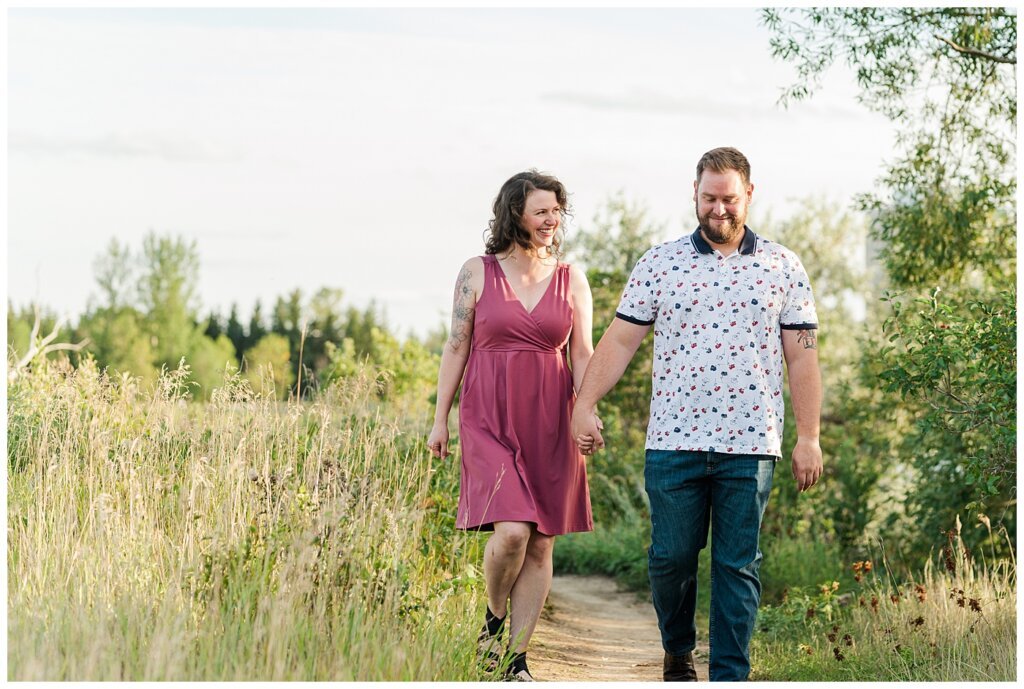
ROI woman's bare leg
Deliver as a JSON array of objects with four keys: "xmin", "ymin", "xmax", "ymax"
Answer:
[
  {"xmin": 507, "ymin": 529, "xmax": 555, "ymax": 653},
  {"xmin": 484, "ymin": 521, "xmax": 532, "ymax": 617}
]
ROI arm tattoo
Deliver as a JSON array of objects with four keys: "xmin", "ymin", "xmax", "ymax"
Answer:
[
  {"xmin": 796, "ymin": 329, "xmax": 818, "ymax": 350},
  {"xmin": 447, "ymin": 266, "xmax": 475, "ymax": 353}
]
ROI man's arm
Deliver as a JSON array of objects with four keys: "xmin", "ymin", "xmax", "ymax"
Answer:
[
  {"xmin": 571, "ymin": 317, "xmax": 651, "ymax": 452},
  {"xmin": 782, "ymin": 327, "xmax": 823, "ymax": 491}
]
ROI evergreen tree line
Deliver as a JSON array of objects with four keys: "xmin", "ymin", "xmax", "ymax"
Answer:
[{"xmin": 7, "ymin": 234, "xmax": 443, "ymax": 402}]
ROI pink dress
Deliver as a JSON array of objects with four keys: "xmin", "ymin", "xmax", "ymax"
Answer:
[{"xmin": 456, "ymin": 255, "xmax": 593, "ymax": 536}]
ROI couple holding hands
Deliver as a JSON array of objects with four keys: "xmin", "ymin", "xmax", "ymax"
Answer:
[{"xmin": 427, "ymin": 147, "xmax": 823, "ymax": 682}]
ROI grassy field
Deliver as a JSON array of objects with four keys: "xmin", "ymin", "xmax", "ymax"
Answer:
[
  {"xmin": 7, "ymin": 359, "xmax": 1016, "ymax": 680},
  {"xmin": 7, "ymin": 360, "xmax": 487, "ymax": 681},
  {"xmin": 751, "ymin": 533, "xmax": 1017, "ymax": 681}
]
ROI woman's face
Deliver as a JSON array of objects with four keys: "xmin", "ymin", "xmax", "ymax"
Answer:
[{"xmin": 519, "ymin": 189, "xmax": 561, "ymax": 251}]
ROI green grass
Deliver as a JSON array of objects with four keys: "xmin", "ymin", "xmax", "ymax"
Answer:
[
  {"xmin": 751, "ymin": 533, "xmax": 1016, "ymax": 681},
  {"xmin": 7, "ymin": 359, "xmax": 488, "ymax": 680}
]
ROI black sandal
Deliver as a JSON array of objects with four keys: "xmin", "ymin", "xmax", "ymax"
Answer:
[
  {"xmin": 503, "ymin": 652, "xmax": 534, "ymax": 682},
  {"xmin": 477, "ymin": 606, "xmax": 506, "ymax": 672}
]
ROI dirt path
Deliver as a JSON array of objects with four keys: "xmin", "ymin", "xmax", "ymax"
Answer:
[{"xmin": 530, "ymin": 575, "xmax": 709, "ymax": 682}]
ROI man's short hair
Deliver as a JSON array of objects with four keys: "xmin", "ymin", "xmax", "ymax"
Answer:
[{"xmin": 696, "ymin": 147, "xmax": 751, "ymax": 187}]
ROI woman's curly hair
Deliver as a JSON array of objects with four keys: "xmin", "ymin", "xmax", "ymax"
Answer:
[{"xmin": 484, "ymin": 170, "xmax": 572, "ymax": 257}]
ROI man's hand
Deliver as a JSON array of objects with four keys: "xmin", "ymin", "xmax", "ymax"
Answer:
[
  {"xmin": 572, "ymin": 407, "xmax": 605, "ymax": 455},
  {"xmin": 792, "ymin": 437, "xmax": 823, "ymax": 492}
]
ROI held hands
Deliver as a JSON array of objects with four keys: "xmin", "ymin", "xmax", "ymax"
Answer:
[
  {"xmin": 792, "ymin": 437, "xmax": 823, "ymax": 492},
  {"xmin": 571, "ymin": 407, "xmax": 605, "ymax": 456},
  {"xmin": 427, "ymin": 421, "xmax": 451, "ymax": 459}
]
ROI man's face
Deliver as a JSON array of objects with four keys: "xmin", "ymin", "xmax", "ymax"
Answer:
[{"xmin": 693, "ymin": 169, "xmax": 753, "ymax": 245}]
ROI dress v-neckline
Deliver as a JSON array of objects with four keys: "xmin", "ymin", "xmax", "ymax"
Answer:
[{"xmin": 493, "ymin": 257, "xmax": 559, "ymax": 317}]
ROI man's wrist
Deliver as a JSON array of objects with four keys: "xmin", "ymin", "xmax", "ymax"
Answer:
[{"xmin": 796, "ymin": 435, "xmax": 820, "ymax": 444}]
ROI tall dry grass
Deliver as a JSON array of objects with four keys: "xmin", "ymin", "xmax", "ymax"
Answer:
[
  {"xmin": 751, "ymin": 524, "xmax": 1016, "ymax": 681},
  {"xmin": 7, "ymin": 359, "xmax": 484, "ymax": 680}
]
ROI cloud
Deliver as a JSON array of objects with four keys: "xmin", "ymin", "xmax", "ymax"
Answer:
[
  {"xmin": 9, "ymin": 130, "xmax": 243, "ymax": 163},
  {"xmin": 545, "ymin": 87, "xmax": 866, "ymax": 122}
]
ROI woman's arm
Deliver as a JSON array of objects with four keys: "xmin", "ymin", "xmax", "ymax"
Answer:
[
  {"xmin": 427, "ymin": 258, "xmax": 482, "ymax": 458},
  {"xmin": 567, "ymin": 264, "xmax": 595, "ymax": 394}
]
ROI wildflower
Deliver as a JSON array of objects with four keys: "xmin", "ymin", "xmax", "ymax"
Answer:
[
  {"xmin": 827, "ymin": 630, "xmax": 837, "ymax": 643},
  {"xmin": 843, "ymin": 634, "xmax": 853, "ymax": 647},
  {"xmin": 833, "ymin": 647, "xmax": 845, "ymax": 661},
  {"xmin": 890, "ymin": 593, "xmax": 900, "ymax": 604},
  {"xmin": 969, "ymin": 598, "xmax": 982, "ymax": 613},
  {"xmin": 858, "ymin": 597, "xmax": 866, "ymax": 608},
  {"xmin": 910, "ymin": 616, "xmax": 924, "ymax": 628},
  {"xmin": 914, "ymin": 584, "xmax": 927, "ymax": 602},
  {"xmin": 805, "ymin": 607, "xmax": 816, "ymax": 619},
  {"xmin": 798, "ymin": 644, "xmax": 813, "ymax": 656},
  {"xmin": 870, "ymin": 596, "xmax": 879, "ymax": 613},
  {"xmin": 851, "ymin": 560, "xmax": 873, "ymax": 579},
  {"xmin": 943, "ymin": 540, "xmax": 956, "ymax": 574}
]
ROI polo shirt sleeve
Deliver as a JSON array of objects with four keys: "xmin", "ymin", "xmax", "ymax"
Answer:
[
  {"xmin": 780, "ymin": 254, "xmax": 818, "ymax": 330},
  {"xmin": 615, "ymin": 248, "xmax": 659, "ymax": 326}
]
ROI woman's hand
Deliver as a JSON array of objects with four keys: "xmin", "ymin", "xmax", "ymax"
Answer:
[
  {"xmin": 576, "ymin": 415, "xmax": 604, "ymax": 456},
  {"xmin": 427, "ymin": 421, "xmax": 451, "ymax": 458}
]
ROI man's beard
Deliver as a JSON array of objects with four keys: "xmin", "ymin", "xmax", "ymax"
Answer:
[{"xmin": 697, "ymin": 205, "xmax": 746, "ymax": 245}]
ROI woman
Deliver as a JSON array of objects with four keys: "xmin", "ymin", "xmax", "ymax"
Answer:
[{"xmin": 427, "ymin": 170, "xmax": 596, "ymax": 681}]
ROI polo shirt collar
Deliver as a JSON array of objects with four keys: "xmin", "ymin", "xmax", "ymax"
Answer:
[{"xmin": 690, "ymin": 226, "xmax": 758, "ymax": 256}]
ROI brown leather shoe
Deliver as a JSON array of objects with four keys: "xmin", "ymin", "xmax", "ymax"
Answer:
[{"xmin": 663, "ymin": 651, "xmax": 698, "ymax": 681}]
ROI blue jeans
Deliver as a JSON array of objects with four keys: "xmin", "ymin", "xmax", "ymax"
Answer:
[{"xmin": 645, "ymin": 450, "xmax": 776, "ymax": 682}]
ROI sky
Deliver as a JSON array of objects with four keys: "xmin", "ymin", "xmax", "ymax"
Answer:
[{"xmin": 7, "ymin": 7, "xmax": 898, "ymax": 339}]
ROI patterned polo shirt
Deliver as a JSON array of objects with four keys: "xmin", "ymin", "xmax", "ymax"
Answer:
[{"xmin": 616, "ymin": 226, "xmax": 817, "ymax": 457}]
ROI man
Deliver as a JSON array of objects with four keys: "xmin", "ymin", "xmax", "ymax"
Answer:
[{"xmin": 571, "ymin": 147, "xmax": 822, "ymax": 682}]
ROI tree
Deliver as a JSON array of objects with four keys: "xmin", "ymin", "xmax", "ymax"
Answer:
[
  {"xmin": 76, "ymin": 239, "xmax": 160, "ymax": 385},
  {"xmin": 272, "ymin": 288, "xmax": 305, "ymax": 386},
  {"xmin": 762, "ymin": 7, "xmax": 1015, "ymax": 289},
  {"xmin": 243, "ymin": 332, "xmax": 294, "ymax": 400},
  {"xmin": 203, "ymin": 310, "xmax": 224, "ymax": 341},
  {"xmin": 186, "ymin": 332, "xmax": 237, "ymax": 398},
  {"xmin": 137, "ymin": 233, "xmax": 201, "ymax": 368},
  {"xmin": 247, "ymin": 300, "xmax": 268, "ymax": 353},
  {"xmin": 306, "ymin": 287, "xmax": 346, "ymax": 373},
  {"xmin": 76, "ymin": 305, "xmax": 159, "ymax": 387},
  {"xmin": 763, "ymin": 7, "xmax": 1016, "ymax": 557},
  {"xmin": 225, "ymin": 303, "xmax": 246, "ymax": 363},
  {"xmin": 93, "ymin": 238, "xmax": 134, "ymax": 312}
]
